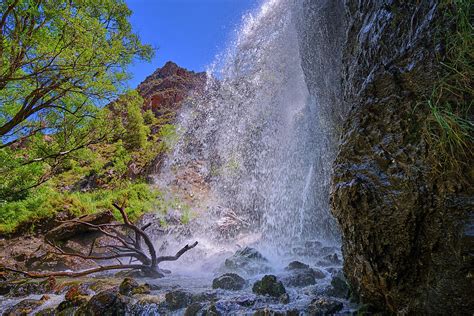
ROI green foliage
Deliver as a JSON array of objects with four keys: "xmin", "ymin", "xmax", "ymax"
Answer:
[
  {"xmin": 426, "ymin": 0, "xmax": 473, "ymax": 175},
  {"xmin": 0, "ymin": 0, "xmax": 153, "ymax": 139},
  {"xmin": 0, "ymin": 182, "xmax": 161, "ymax": 234},
  {"xmin": 122, "ymin": 92, "xmax": 150, "ymax": 150}
]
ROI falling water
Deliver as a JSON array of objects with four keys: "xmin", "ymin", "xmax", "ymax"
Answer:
[{"xmin": 153, "ymin": 0, "xmax": 343, "ymax": 271}]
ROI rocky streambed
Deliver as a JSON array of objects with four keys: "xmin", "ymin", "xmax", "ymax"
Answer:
[{"xmin": 0, "ymin": 245, "xmax": 354, "ymax": 315}]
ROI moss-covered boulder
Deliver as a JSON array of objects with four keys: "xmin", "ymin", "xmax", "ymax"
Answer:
[{"xmin": 212, "ymin": 273, "xmax": 245, "ymax": 290}]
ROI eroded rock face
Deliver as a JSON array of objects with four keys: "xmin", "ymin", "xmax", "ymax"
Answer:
[{"xmin": 325, "ymin": 1, "xmax": 473, "ymax": 314}]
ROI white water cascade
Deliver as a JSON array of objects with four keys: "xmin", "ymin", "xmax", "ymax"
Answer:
[{"xmin": 153, "ymin": 0, "xmax": 343, "ymax": 276}]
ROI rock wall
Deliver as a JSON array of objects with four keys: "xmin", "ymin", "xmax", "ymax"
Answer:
[{"xmin": 327, "ymin": 0, "xmax": 473, "ymax": 314}]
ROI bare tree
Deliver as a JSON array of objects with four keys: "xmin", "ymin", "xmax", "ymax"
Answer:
[{"xmin": 2, "ymin": 204, "xmax": 198, "ymax": 278}]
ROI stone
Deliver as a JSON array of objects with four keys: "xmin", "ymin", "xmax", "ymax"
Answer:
[
  {"xmin": 224, "ymin": 247, "xmax": 271, "ymax": 275},
  {"xmin": 118, "ymin": 277, "xmax": 139, "ymax": 296},
  {"xmin": 80, "ymin": 288, "xmax": 129, "ymax": 315},
  {"xmin": 165, "ymin": 290, "xmax": 193, "ymax": 310},
  {"xmin": 327, "ymin": 271, "xmax": 349, "ymax": 298},
  {"xmin": 279, "ymin": 293, "xmax": 290, "ymax": 304},
  {"xmin": 281, "ymin": 271, "xmax": 316, "ymax": 288},
  {"xmin": 0, "ymin": 281, "xmax": 12, "ymax": 295},
  {"xmin": 45, "ymin": 210, "xmax": 114, "ymax": 241},
  {"xmin": 184, "ymin": 302, "xmax": 203, "ymax": 316},
  {"xmin": 252, "ymin": 275, "xmax": 286, "ymax": 297},
  {"xmin": 4, "ymin": 296, "xmax": 49, "ymax": 315},
  {"xmin": 202, "ymin": 304, "xmax": 220, "ymax": 316},
  {"xmin": 308, "ymin": 298, "xmax": 343, "ymax": 315},
  {"xmin": 212, "ymin": 273, "xmax": 246, "ymax": 290},
  {"xmin": 285, "ymin": 261, "xmax": 309, "ymax": 270}
]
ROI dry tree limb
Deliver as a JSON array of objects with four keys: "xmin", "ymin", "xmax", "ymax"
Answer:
[{"xmin": 2, "ymin": 205, "xmax": 198, "ymax": 279}]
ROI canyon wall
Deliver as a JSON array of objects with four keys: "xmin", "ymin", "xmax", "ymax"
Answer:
[{"xmin": 299, "ymin": 0, "xmax": 473, "ymax": 313}]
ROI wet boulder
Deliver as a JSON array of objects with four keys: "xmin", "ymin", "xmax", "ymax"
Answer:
[
  {"xmin": 212, "ymin": 273, "xmax": 246, "ymax": 290},
  {"xmin": 252, "ymin": 275, "xmax": 286, "ymax": 297},
  {"xmin": 281, "ymin": 270, "xmax": 316, "ymax": 288},
  {"xmin": 308, "ymin": 298, "xmax": 343, "ymax": 315},
  {"xmin": 327, "ymin": 271, "xmax": 349, "ymax": 298},
  {"xmin": 184, "ymin": 302, "xmax": 203, "ymax": 316},
  {"xmin": 165, "ymin": 290, "xmax": 193, "ymax": 310},
  {"xmin": 80, "ymin": 288, "xmax": 129, "ymax": 315},
  {"xmin": 56, "ymin": 285, "xmax": 89, "ymax": 311},
  {"xmin": 224, "ymin": 247, "xmax": 271, "ymax": 275},
  {"xmin": 4, "ymin": 295, "xmax": 50, "ymax": 315},
  {"xmin": 45, "ymin": 210, "xmax": 114, "ymax": 241}
]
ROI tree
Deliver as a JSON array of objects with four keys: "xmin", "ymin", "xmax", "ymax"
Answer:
[
  {"xmin": 121, "ymin": 91, "xmax": 149, "ymax": 150},
  {"xmin": 0, "ymin": 0, "xmax": 153, "ymax": 199},
  {"xmin": 0, "ymin": 0, "xmax": 153, "ymax": 143}
]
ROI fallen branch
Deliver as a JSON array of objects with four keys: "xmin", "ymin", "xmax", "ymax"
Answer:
[{"xmin": 2, "ymin": 205, "xmax": 198, "ymax": 279}]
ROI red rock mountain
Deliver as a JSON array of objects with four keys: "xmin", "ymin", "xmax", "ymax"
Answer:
[{"xmin": 136, "ymin": 61, "xmax": 207, "ymax": 115}]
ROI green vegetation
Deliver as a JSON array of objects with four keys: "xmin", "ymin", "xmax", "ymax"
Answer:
[
  {"xmin": 426, "ymin": 0, "xmax": 473, "ymax": 175},
  {"xmin": 0, "ymin": 1, "xmax": 185, "ymax": 234}
]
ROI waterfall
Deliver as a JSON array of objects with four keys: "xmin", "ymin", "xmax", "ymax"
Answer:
[{"xmin": 153, "ymin": 0, "xmax": 342, "ymax": 268}]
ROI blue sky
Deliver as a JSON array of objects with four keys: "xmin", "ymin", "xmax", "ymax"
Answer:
[{"xmin": 125, "ymin": 0, "xmax": 258, "ymax": 88}]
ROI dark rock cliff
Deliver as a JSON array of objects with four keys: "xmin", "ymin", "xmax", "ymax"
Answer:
[{"xmin": 299, "ymin": 0, "xmax": 473, "ymax": 313}]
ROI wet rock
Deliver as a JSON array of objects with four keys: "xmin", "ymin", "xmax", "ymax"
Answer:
[
  {"xmin": 253, "ymin": 308, "xmax": 299, "ymax": 316},
  {"xmin": 327, "ymin": 271, "xmax": 349, "ymax": 299},
  {"xmin": 0, "ymin": 281, "xmax": 12, "ymax": 295},
  {"xmin": 4, "ymin": 295, "xmax": 49, "ymax": 315},
  {"xmin": 212, "ymin": 273, "xmax": 246, "ymax": 290},
  {"xmin": 45, "ymin": 210, "xmax": 114, "ymax": 241},
  {"xmin": 118, "ymin": 277, "xmax": 139, "ymax": 296},
  {"xmin": 283, "ymin": 261, "xmax": 325, "ymax": 287},
  {"xmin": 252, "ymin": 275, "xmax": 286, "ymax": 297},
  {"xmin": 202, "ymin": 303, "xmax": 221, "ymax": 316},
  {"xmin": 282, "ymin": 270, "xmax": 316, "ymax": 287},
  {"xmin": 80, "ymin": 288, "xmax": 129, "ymax": 315},
  {"xmin": 9, "ymin": 277, "xmax": 56, "ymax": 297},
  {"xmin": 35, "ymin": 308, "xmax": 56, "ymax": 316},
  {"xmin": 317, "ymin": 253, "xmax": 341, "ymax": 267},
  {"xmin": 326, "ymin": 0, "xmax": 474, "ymax": 313},
  {"xmin": 165, "ymin": 290, "xmax": 193, "ymax": 310},
  {"xmin": 279, "ymin": 293, "xmax": 290, "ymax": 304},
  {"xmin": 184, "ymin": 302, "xmax": 203, "ymax": 316},
  {"xmin": 308, "ymin": 298, "xmax": 343, "ymax": 315},
  {"xmin": 285, "ymin": 261, "xmax": 309, "ymax": 270},
  {"xmin": 56, "ymin": 285, "xmax": 89, "ymax": 311},
  {"xmin": 224, "ymin": 247, "xmax": 271, "ymax": 275}
]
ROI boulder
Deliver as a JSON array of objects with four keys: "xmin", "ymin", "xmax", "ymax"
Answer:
[
  {"xmin": 4, "ymin": 295, "xmax": 49, "ymax": 315},
  {"xmin": 184, "ymin": 302, "xmax": 203, "ymax": 316},
  {"xmin": 252, "ymin": 275, "xmax": 286, "ymax": 297},
  {"xmin": 327, "ymin": 271, "xmax": 349, "ymax": 299},
  {"xmin": 281, "ymin": 271, "xmax": 316, "ymax": 288},
  {"xmin": 308, "ymin": 298, "xmax": 343, "ymax": 315},
  {"xmin": 165, "ymin": 290, "xmax": 193, "ymax": 310},
  {"xmin": 118, "ymin": 277, "xmax": 139, "ymax": 296},
  {"xmin": 285, "ymin": 261, "xmax": 309, "ymax": 270},
  {"xmin": 45, "ymin": 210, "xmax": 114, "ymax": 241},
  {"xmin": 80, "ymin": 288, "xmax": 129, "ymax": 315},
  {"xmin": 212, "ymin": 273, "xmax": 246, "ymax": 290},
  {"xmin": 224, "ymin": 247, "xmax": 271, "ymax": 275}
]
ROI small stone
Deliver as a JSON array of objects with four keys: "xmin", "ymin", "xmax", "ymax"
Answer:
[
  {"xmin": 308, "ymin": 298, "xmax": 343, "ymax": 315},
  {"xmin": 285, "ymin": 261, "xmax": 310, "ymax": 270},
  {"xmin": 165, "ymin": 290, "xmax": 193, "ymax": 310},
  {"xmin": 184, "ymin": 302, "xmax": 203, "ymax": 316},
  {"xmin": 279, "ymin": 293, "xmax": 290, "ymax": 304},
  {"xmin": 212, "ymin": 273, "xmax": 246, "ymax": 290},
  {"xmin": 252, "ymin": 275, "xmax": 286, "ymax": 297},
  {"xmin": 119, "ymin": 277, "xmax": 139, "ymax": 296},
  {"xmin": 328, "ymin": 271, "xmax": 349, "ymax": 298}
]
